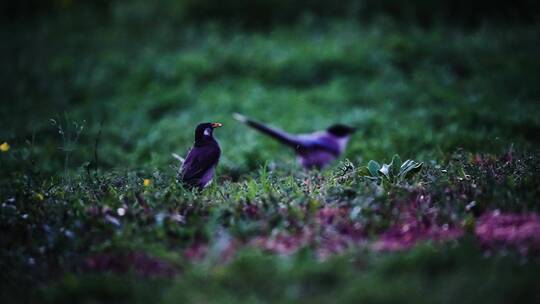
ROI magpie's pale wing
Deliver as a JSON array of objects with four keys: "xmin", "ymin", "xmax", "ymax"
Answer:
[
  {"xmin": 296, "ymin": 134, "xmax": 341, "ymax": 156},
  {"xmin": 180, "ymin": 145, "xmax": 221, "ymax": 182}
]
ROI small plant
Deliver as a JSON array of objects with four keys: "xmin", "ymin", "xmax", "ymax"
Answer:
[
  {"xmin": 50, "ymin": 115, "xmax": 85, "ymax": 185},
  {"xmin": 361, "ymin": 154, "xmax": 423, "ymax": 184}
]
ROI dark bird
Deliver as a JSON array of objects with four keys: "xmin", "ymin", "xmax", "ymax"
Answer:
[
  {"xmin": 178, "ymin": 122, "xmax": 222, "ymax": 189},
  {"xmin": 233, "ymin": 113, "xmax": 355, "ymax": 169}
]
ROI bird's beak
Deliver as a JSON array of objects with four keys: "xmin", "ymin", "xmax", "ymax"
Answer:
[{"xmin": 211, "ymin": 122, "xmax": 223, "ymax": 128}]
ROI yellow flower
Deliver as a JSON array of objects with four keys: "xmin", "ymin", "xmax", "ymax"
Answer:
[
  {"xmin": 0, "ymin": 142, "xmax": 9, "ymax": 152},
  {"xmin": 36, "ymin": 193, "xmax": 44, "ymax": 201},
  {"xmin": 143, "ymin": 179, "xmax": 152, "ymax": 187}
]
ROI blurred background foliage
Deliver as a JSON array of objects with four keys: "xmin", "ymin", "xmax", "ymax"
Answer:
[{"xmin": 2, "ymin": 0, "xmax": 539, "ymax": 177}]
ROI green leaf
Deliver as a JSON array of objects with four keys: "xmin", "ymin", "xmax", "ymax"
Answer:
[
  {"xmin": 391, "ymin": 154, "xmax": 402, "ymax": 177},
  {"xmin": 367, "ymin": 160, "xmax": 381, "ymax": 177},
  {"xmin": 407, "ymin": 162, "xmax": 423, "ymax": 177},
  {"xmin": 379, "ymin": 163, "xmax": 391, "ymax": 180},
  {"xmin": 399, "ymin": 160, "xmax": 423, "ymax": 179},
  {"xmin": 358, "ymin": 166, "xmax": 371, "ymax": 177}
]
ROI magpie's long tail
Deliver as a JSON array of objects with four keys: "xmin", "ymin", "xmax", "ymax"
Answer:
[{"xmin": 233, "ymin": 113, "xmax": 300, "ymax": 148}]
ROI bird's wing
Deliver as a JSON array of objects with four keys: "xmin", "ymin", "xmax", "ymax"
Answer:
[
  {"xmin": 296, "ymin": 134, "xmax": 341, "ymax": 156},
  {"xmin": 233, "ymin": 113, "xmax": 302, "ymax": 148},
  {"xmin": 180, "ymin": 145, "xmax": 220, "ymax": 182}
]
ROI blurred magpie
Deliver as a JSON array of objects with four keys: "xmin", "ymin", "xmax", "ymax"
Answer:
[
  {"xmin": 233, "ymin": 113, "xmax": 355, "ymax": 169},
  {"xmin": 178, "ymin": 122, "xmax": 222, "ymax": 189}
]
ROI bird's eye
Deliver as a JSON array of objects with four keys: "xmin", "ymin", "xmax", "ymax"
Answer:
[{"xmin": 204, "ymin": 128, "xmax": 212, "ymax": 136}]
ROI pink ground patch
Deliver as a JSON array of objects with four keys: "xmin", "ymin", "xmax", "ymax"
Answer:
[
  {"xmin": 315, "ymin": 207, "xmax": 365, "ymax": 259},
  {"xmin": 372, "ymin": 219, "xmax": 463, "ymax": 251},
  {"xmin": 250, "ymin": 228, "xmax": 314, "ymax": 255},
  {"xmin": 183, "ymin": 238, "xmax": 240, "ymax": 263},
  {"xmin": 85, "ymin": 252, "xmax": 177, "ymax": 277},
  {"xmin": 249, "ymin": 207, "xmax": 365, "ymax": 259},
  {"xmin": 179, "ymin": 205, "xmax": 540, "ymax": 262},
  {"xmin": 184, "ymin": 242, "xmax": 208, "ymax": 261},
  {"xmin": 475, "ymin": 211, "xmax": 540, "ymax": 254},
  {"xmin": 372, "ymin": 195, "xmax": 463, "ymax": 251}
]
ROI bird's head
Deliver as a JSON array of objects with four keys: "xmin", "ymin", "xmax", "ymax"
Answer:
[
  {"xmin": 326, "ymin": 124, "xmax": 356, "ymax": 138},
  {"xmin": 195, "ymin": 122, "xmax": 223, "ymax": 142}
]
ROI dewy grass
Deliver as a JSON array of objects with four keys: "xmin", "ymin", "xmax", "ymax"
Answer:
[{"xmin": 1, "ymin": 2, "xmax": 540, "ymax": 303}]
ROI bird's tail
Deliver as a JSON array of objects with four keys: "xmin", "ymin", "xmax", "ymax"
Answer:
[
  {"xmin": 233, "ymin": 113, "xmax": 300, "ymax": 148},
  {"xmin": 172, "ymin": 153, "xmax": 185, "ymax": 163}
]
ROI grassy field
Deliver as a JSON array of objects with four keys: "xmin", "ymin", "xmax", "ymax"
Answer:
[{"xmin": 2, "ymin": 1, "xmax": 540, "ymax": 303}]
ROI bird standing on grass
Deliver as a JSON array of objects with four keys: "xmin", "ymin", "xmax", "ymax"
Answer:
[
  {"xmin": 178, "ymin": 122, "xmax": 223, "ymax": 189},
  {"xmin": 233, "ymin": 113, "xmax": 355, "ymax": 169}
]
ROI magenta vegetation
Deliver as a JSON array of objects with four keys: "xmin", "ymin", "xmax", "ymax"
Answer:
[
  {"xmin": 189, "ymin": 201, "xmax": 540, "ymax": 265},
  {"xmin": 476, "ymin": 211, "xmax": 540, "ymax": 254},
  {"xmin": 85, "ymin": 252, "xmax": 177, "ymax": 277},
  {"xmin": 250, "ymin": 207, "xmax": 365, "ymax": 259}
]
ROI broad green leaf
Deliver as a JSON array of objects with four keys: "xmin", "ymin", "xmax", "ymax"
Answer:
[
  {"xmin": 367, "ymin": 160, "xmax": 381, "ymax": 177},
  {"xmin": 391, "ymin": 154, "xmax": 402, "ymax": 177},
  {"xmin": 358, "ymin": 166, "xmax": 371, "ymax": 177},
  {"xmin": 399, "ymin": 160, "xmax": 423, "ymax": 179},
  {"xmin": 407, "ymin": 162, "xmax": 423, "ymax": 177}
]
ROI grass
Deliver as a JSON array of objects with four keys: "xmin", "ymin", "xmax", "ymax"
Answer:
[{"xmin": 1, "ymin": 2, "xmax": 540, "ymax": 303}]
